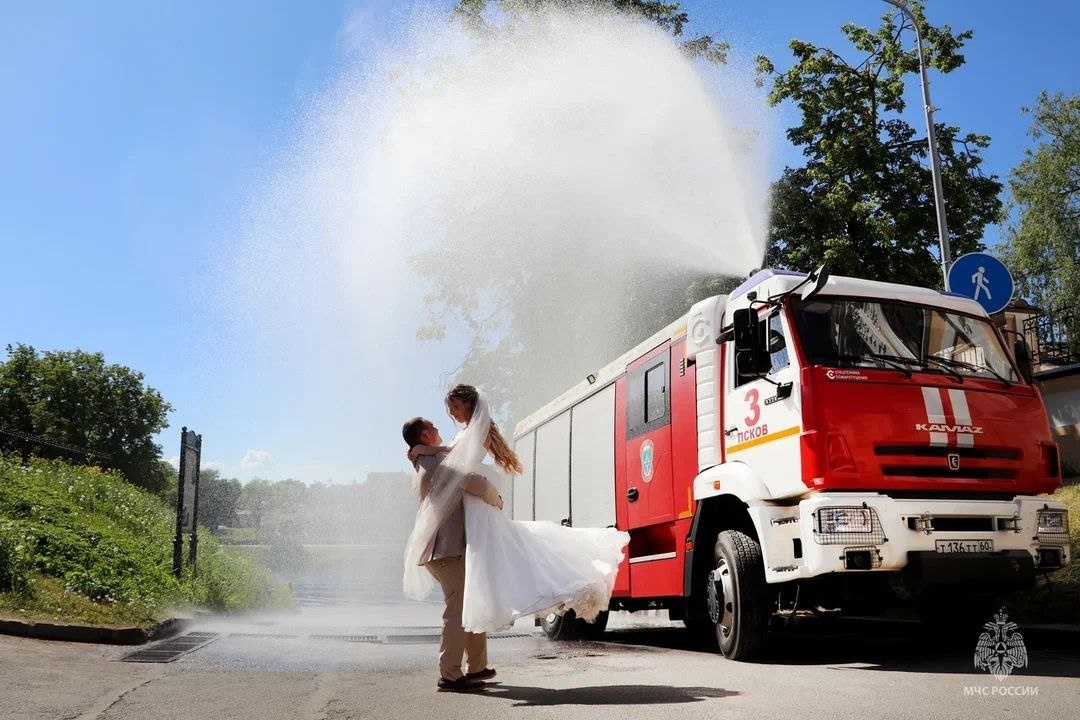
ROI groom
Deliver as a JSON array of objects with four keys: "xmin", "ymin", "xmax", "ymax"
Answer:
[{"xmin": 402, "ymin": 416, "xmax": 497, "ymax": 693}]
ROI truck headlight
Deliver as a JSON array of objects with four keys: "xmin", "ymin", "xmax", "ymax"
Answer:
[
  {"xmin": 814, "ymin": 506, "xmax": 883, "ymax": 544},
  {"xmin": 1037, "ymin": 509, "xmax": 1069, "ymax": 538}
]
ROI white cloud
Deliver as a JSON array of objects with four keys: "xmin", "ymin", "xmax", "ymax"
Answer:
[
  {"xmin": 240, "ymin": 449, "xmax": 274, "ymax": 469},
  {"xmin": 202, "ymin": 459, "xmax": 227, "ymax": 472}
]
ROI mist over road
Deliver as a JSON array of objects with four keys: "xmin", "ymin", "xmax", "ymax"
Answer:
[{"xmin": 3, "ymin": 601, "xmax": 1077, "ymax": 720}]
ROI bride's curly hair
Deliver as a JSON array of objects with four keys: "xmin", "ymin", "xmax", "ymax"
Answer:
[{"xmin": 446, "ymin": 384, "xmax": 523, "ymax": 475}]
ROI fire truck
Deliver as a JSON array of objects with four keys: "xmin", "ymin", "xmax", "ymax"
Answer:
[{"xmin": 512, "ymin": 268, "xmax": 1071, "ymax": 659}]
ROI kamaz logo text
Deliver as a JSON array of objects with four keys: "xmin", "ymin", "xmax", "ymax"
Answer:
[
  {"xmin": 914, "ymin": 423, "xmax": 984, "ymax": 434},
  {"xmin": 920, "ymin": 387, "xmax": 978, "ymax": 448}
]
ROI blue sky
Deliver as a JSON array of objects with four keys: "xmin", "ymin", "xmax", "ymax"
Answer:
[{"xmin": 2, "ymin": 1, "xmax": 1077, "ymax": 483}]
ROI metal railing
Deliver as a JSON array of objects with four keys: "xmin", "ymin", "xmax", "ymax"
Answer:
[{"xmin": 1024, "ymin": 306, "xmax": 1080, "ymax": 367}]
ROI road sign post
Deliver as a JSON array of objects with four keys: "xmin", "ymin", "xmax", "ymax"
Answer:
[
  {"xmin": 946, "ymin": 252, "xmax": 1014, "ymax": 316},
  {"xmin": 172, "ymin": 428, "xmax": 202, "ymax": 578}
]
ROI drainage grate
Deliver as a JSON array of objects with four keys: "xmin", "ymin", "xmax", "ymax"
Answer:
[
  {"xmin": 490, "ymin": 632, "xmax": 533, "ymax": 639},
  {"xmin": 383, "ymin": 634, "xmax": 442, "ymax": 644},
  {"xmin": 310, "ymin": 634, "xmax": 380, "ymax": 643},
  {"xmin": 121, "ymin": 632, "xmax": 219, "ymax": 663}
]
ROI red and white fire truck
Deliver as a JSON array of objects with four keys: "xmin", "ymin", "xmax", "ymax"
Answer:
[{"xmin": 512, "ymin": 268, "xmax": 1071, "ymax": 659}]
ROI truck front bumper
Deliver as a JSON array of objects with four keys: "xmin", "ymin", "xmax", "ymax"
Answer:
[{"xmin": 750, "ymin": 492, "xmax": 1070, "ymax": 585}]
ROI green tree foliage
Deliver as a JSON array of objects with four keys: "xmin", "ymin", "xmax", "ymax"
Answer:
[
  {"xmin": 162, "ymin": 466, "xmax": 243, "ymax": 534},
  {"xmin": 196, "ymin": 469, "xmax": 243, "ymax": 533},
  {"xmin": 150, "ymin": 459, "xmax": 178, "ymax": 501},
  {"xmin": 0, "ymin": 345, "xmax": 172, "ymax": 492},
  {"xmin": 232, "ymin": 475, "xmax": 417, "ymax": 546},
  {"xmin": 454, "ymin": 0, "xmax": 728, "ymax": 62},
  {"xmin": 685, "ymin": 275, "xmax": 744, "ymax": 307},
  {"xmin": 1001, "ymin": 92, "xmax": 1080, "ymax": 316},
  {"xmin": 757, "ymin": 2, "xmax": 1002, "ymax": 287},
  {"xmin": 239, "ymin": 479, "xmax": 273, "ymax": 530}
]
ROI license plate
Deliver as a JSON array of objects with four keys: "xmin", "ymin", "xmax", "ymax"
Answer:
[{"xmin": 935, "ymin": 539, "xmax": 994, "ymax": 554}]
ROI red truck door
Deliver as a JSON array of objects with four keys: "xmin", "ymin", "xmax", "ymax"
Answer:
[{"xmin": 621, "ymin": 345, "xmax": 675, "ymax": 528}]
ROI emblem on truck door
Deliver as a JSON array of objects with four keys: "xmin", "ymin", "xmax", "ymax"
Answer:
[{"xmin": 640, "ymin": 440, "xmax": 655, "ymax": 483}]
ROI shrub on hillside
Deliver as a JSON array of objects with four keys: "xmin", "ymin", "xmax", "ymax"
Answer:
[
  {"xmin": 0, "ymin": 455, "xmax": 290, "ymax": 622},
  {"xmin": 0, "ymin": 520, "xmax": 33, "ymax": 594}
]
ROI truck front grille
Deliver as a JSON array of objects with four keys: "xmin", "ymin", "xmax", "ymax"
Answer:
[
  {"xmin": 874, "ymin": 445, "xmax": 1020, "ymax": 460},
  {"xmin": 875, "ymin": 444, "xmax": 1020, "ymax": 482},
  {"xmin": 881, "ymin": 466, "xmax": 1017, "ymax": 480}
]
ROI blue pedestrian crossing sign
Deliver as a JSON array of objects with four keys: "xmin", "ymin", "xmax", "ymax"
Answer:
[{"xmin": 947, "ymin": 252, "xmax": 1014, "ymax": 315}]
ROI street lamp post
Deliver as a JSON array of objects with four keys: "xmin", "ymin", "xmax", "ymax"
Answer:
[{"xmin": 883, "ymin": 0, "xmax": 952, "ymax": 289}]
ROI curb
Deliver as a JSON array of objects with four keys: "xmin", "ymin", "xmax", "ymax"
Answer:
[{"xmin": 0, "ymin": 616, "xmax": 189, "ymax": 645}]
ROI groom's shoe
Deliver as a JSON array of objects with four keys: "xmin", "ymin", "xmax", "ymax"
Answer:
[
  {"xmin": 466, "ymin": 668, "xmax": 497, "ymax": 681},
  {"xmin": 437, "ymin": 676, "xmax": 487, "ymax": 693}
]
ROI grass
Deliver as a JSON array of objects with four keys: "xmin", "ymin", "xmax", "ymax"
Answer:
[
  {"xmin": 0, "ymin": 455, "xmax": 292, "ymax": 629},
  {"xmin": 0, "ymin": 575, "xmax": 160, "ymax": 627}
]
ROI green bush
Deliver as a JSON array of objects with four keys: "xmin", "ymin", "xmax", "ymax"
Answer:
[
  {"xmin": 0, "ymin": 520, "xmax": 33, "ymax": 594},
  {"xmin": 0, "ymin": 455, "xmax": 291, "ymax": 625}
]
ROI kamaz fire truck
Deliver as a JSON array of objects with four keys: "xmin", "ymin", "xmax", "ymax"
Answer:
[{"xmin": 512, "ymin": 268, "xmax": 1071, "ymax": 659}]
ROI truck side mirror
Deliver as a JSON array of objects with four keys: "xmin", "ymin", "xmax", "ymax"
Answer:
[
  {"xmin": 733, "ymin": 308, "xmax": 759, "ymax": 352},
  {"xmin": 733, "ymin": 308, "xmax": 771, "ymax": 378},
  {"xmin": 800, "ymin": 265, "xmax": 830, "ymax": 301},
  {"xmin": 1014, "ymin": 338, "xmax": 1034, "ymax": 383}
]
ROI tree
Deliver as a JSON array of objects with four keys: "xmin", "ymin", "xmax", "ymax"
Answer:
[
  {"xmin": 412, "ymin": 0, "xmax": 733, "ymax": 422},
  {"xmin": 1001, "ymin": 92, "xmax": 1080, "ymax": 316},
  {"xmin": 194, "ymin": 468, "xmax": 243, "ymax": 533},
  {"xmin": 454, "ymin": 0, "xmax": 728, "ymax": 63},
  {"xmin": 152, "ymin": 459, "xmax": 180, "ymax": 500},
  {"xmin": 239, "ymin": 479, "xmax": 273, "ymax": 531},
  {"xmin": 756, "ymin": 1, "xmax": 1002, "ymax": 288},
  {"xmin": 685, "ymin": 275, "xmax": 744, "ymax": 307},
  {"xmin": 0, "ymin": 345, "xmax": 173, "ymax": 491}
]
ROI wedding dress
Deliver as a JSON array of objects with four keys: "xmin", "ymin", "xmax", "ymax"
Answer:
[
  {"xmin": 461, "ymin": 490, "xmax": 629, "ymax": 632},
  {"xmin": 403, "ymin": 394, "xmax": 629, "ymax": 633}
]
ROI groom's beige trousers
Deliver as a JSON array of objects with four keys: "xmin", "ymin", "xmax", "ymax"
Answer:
[{"xmin": 425, "ymin": 555, "xmax": 488, "ymax": 680}]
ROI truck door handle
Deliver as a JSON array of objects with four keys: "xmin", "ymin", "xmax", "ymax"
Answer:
[
  {"xmin": 627, "ymin": 487, "xmax": 639, "ymax": 502},
  {"xmin": 724, "ymin": 426, "xmax": 738, "ymax": 436}
]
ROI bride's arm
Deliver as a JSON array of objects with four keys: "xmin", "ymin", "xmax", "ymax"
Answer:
[
  {"xmin": 407, "ymin": 444, "xmax": 449, "ymax": 464},
  {"xmin": 463, "ymin": 472, "xmax": 504, "ymax": 510}
]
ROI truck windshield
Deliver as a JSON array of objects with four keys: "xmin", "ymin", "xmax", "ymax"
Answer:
[{"xmin": 791, "ymin": 298, "xmax": 1019, "ymax": 383}]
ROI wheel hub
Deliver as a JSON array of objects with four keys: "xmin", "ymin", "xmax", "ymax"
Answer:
[
  {"xmin": 707, "ymin": 559, "xmax": 735, "ymax": 638},
  {"xmin": 707, "ymin": 569, "xmax": 721, "ymax": 623}
]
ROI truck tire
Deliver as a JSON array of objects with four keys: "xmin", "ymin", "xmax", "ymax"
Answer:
[
  {"xmin": 540, "ymin": 609, "xmax": 609, "ymax": 641},
  {"xmin": 708, "ymin": 530, "xmax": 770, "ymax": 660}
]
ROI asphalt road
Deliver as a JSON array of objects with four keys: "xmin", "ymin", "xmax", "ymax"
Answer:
[{"xmin": 2, "ymin": 604, "xmax": 1077, "ymax": 720}]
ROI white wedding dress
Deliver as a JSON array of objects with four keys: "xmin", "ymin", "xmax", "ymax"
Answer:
[
  {"xmin": 461, "ymin": 491, "xmax": 629, "ymax": 633},
  {"xmin": 403, "ymin": 395, "xmax": 630, "ymax": 634}
]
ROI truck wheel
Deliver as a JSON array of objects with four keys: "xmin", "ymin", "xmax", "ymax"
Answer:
[
  {"xmin": 707, "ymin": 530, "xmax": 770, "ymax": 660},
  {"xmin": 540, "ymin": 609, "xmax": 608, "ymax": 641}
]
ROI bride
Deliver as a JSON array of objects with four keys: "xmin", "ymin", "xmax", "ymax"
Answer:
[{"xmin": 403, "ymin": 384, "xmax": 630, "ymax": 634}]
